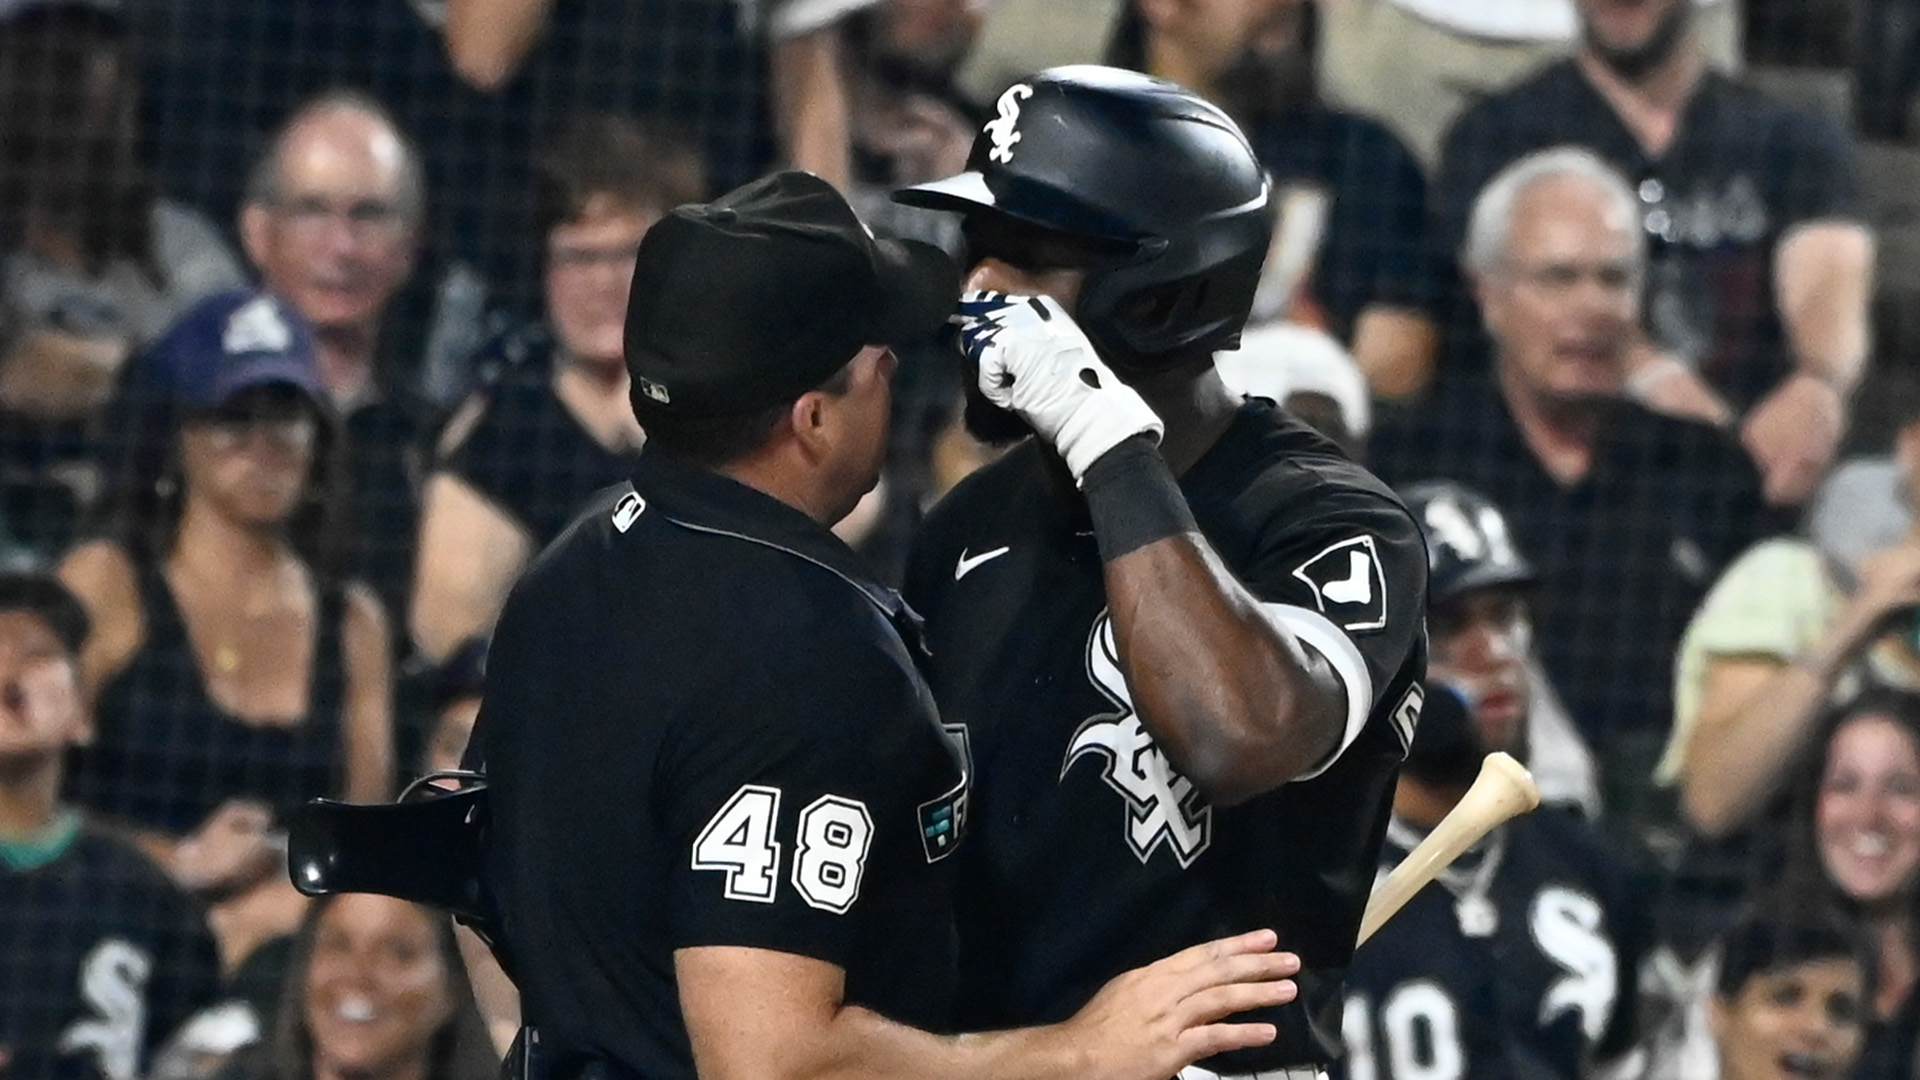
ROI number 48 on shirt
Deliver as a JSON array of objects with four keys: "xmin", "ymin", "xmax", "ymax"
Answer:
[{"xmin": 692, "ymin": 784, "xmax": 875, "ymax": 913}]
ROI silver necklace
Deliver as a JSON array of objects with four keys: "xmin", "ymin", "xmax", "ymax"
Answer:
[{"xmin": 1386, "ymin": 815, "xmax": 1508, "ymax": 938}]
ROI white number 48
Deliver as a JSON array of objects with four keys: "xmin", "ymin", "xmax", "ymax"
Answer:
[{"xmin": 692, "ymin": 784, "xmax": 874, "ymax": 912}]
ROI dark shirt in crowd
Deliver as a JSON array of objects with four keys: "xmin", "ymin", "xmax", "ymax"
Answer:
[
  {"xmin": 0, "ymin": 818, "xmax": 221, "ymax": 1080},
  {"xmin": 1247, "ymin": 101, "xmax": 1433, "ymax": 344},
  {"xmin": 339, "ymin": 390, "xmax": 430, "ymax": 628},
  {"xmin": 65, "ymin": 564, "xmax": 348, "ymax": 835},
  {"xmin": 440, "ymin": 337, "xmax": 641, "ymax": 549},
  {"xmin": 1432, "ymin": 60, "xmax": 1865, "ymax": 412},
  {"xmin": 1370, "ymin": 377, "xmax": 1783, "ymax": 752}
]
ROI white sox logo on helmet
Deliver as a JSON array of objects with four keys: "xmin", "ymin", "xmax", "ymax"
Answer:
[
  {"xmin": 1062, "ymin": 612, "xmax": 1212, "ymax": 867},
  {"xmin": 984, "ymin": 83, "xmax": 1033, "ymax": 164}
]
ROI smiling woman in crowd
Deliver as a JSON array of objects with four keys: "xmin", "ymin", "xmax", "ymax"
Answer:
[
  {"xmin": 1797, "ymin": 690, "xmax": 1920, "ymax": 1077},
  {"xmin": 219, "ymin": 892, "xmax": 496, "ymax": 1080}
]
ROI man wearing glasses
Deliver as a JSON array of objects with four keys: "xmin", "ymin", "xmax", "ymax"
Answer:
[
  {"xmin": 240, "ymin": 89, "xmax": 431, "ymax": 627},
  {"xmin": 1369, "ymin": 146, "xmax": 1785, "ymax": 837}
]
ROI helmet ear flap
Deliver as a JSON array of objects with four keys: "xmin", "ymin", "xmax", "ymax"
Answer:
[{"xmin": 1077, "ymin": 245, "xmax": 1267, "ymax": 371}]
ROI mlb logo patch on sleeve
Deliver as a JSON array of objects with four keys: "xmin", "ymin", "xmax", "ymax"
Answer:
[{"xmin": 1291, "ymin": 535, "xmax": 1388, "ymax": 632}]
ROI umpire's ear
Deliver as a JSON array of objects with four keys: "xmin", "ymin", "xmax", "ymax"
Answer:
[{"xmin": 787, "ymin": 389, "xmax": 833, "ymax": 464}]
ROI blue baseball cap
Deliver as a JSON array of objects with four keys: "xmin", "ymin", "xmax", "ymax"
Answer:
[{"xmin": 146, "ymin": 290, "xmax": 327, "ymax": 412}]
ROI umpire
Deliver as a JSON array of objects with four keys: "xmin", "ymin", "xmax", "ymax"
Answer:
[{"xmin": 472, "ymin": 170, "xmax": 1301, "ymax": 1080}]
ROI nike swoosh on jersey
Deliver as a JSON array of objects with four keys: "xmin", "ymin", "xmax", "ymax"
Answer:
[{"xmin": 954, "ymin": 546, "xmax": 1011, "ymax": 580}]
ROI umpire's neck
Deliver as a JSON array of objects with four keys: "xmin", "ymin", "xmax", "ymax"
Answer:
[{"xmin": 1127, "ymin": 358, "xmax": 1243, "ymax": 477}]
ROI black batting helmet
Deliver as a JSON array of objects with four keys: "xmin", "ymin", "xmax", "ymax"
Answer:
[
  {"xmin": 895, "ymin": 65, "xmax": 1273, "ymax": 371},
  {"xmin": 1399, "ymin": 481, "xmax": 1538, "ymax": 605}
]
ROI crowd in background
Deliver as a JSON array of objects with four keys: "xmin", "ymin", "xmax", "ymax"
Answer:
[{"xmin": 2, "ymin": 0, "xmax": 1920, "ymax": 1076}]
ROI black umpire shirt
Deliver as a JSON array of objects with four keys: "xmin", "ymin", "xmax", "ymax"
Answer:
[
  {"xmin": 477, "ymin": 448, "xmax": 968, "ymax": 1080},
  {"xmin": 904, "ymin": 401, "xmax": 1429, "ymax": 1072}
]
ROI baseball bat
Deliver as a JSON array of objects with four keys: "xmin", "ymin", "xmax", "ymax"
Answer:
[{"xmin": 1355, "ymin": 751, "xmax": 1540, "ymax": 946}]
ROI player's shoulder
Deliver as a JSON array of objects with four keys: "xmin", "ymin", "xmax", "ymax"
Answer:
[{"xmin": 1206, "ymin": 402, "xmax": 1422, "ymax": 545}]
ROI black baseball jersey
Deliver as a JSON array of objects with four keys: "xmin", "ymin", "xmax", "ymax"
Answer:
[
  {"xmin": 0, "ymin": 820, "xmax": 221, "ymax": 1080},
  {"xmin": 903, "ymin": 401, "xmax": 1428, "ymax": 1071},
  {"xmin": 1338, "ymin": 808, "xmax": 1650, "ymax": 1080},
  {"xmin": 478, "ymin": 449, "xmax": 968, "ymax": 1080}
]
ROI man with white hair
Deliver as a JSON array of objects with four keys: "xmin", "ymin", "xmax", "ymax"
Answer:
[
  {"xmin": 240, "ymin": 90, "xmax": 432, "ymax": 623},
  {"xmin": 1371, "ymin": 146, "xmax": 1784, "ymax": 831},
  {"xmin": 1430, "ymin": 0, "xmax": 1873, "ymax": 509}
]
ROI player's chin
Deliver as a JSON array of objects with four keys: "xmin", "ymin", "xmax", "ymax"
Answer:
[{"xmin": 962, "ymin": 382, "xmax": 1035, "ymax": 446}]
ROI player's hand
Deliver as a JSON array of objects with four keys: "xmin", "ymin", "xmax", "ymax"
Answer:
[
  {"xmin": 1056, "ymin": 929, "xmax": 1298, "ymax": 1080},
  {"xmin": 953, "ymin": 291, "xmax": 1163, "ymax": 483}
]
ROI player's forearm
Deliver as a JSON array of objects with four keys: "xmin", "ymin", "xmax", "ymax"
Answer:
[
  {"xmin": 1104, "ymin": 538, "xmax": 1345, "ymax": 806},
  {"xmin": 1775, "ymin": 222, "xmax": 1874, "ymax": 392},
  {"xmin": 1080, "ymin": 441, "xmax": 1343, "ymax": 804}
]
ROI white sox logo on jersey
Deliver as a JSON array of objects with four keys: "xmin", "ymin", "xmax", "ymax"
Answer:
[
  {"xmin": 1062, "ymin": 612, "xmax": 1212, "ymax": 867},
  {"xmin": 984, "ymin": 83, "xmax": 1033, "ymax": 164}
]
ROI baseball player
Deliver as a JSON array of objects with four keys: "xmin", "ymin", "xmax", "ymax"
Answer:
[
  {"xmin": 895, "ymin": 66, "xmax": 1430, "ymax": 1077},
  {"xmin": 470, "ymin": 171, "xmax": 1301, "ymax": 1080},
  {"xmin": 1338, "ymin": 481, "xmax": 1649, "ymax": 1080}
]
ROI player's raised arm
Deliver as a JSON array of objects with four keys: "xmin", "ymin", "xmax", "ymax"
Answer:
[{"xmin": 954, "ymin": 291, "xmax": 1416, "ymax": 805}]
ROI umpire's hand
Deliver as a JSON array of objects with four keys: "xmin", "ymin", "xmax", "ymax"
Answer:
[{"xmin": 1058, "ymin": 929, "xmax": 1299, "ymax": 1078}]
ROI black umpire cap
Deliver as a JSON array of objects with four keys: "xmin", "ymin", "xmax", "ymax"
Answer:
[{"xmin": 623, "ymin": 170, "xmax": 959, "ymax": 418}]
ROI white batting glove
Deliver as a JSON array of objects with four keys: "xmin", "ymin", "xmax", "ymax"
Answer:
[{"xmin": 955, "ymin": 291, "xmax": 1163, "ymax": 483}]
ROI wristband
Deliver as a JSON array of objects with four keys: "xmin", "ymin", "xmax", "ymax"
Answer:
[{"xmin": 1081, "ymin": 435, "xmax": 1198, "ymax": 563}]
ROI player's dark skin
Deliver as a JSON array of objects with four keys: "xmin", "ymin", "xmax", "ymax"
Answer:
[{"xmin": 967, "ymin": 248, "xmax": 1349, "ymax": 807}]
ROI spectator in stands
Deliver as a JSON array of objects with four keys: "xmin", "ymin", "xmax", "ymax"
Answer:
[
  {"xmin": 1431, "ymin": 0, "xmax": 1875, "ymax": 509},
  {"xmin": 241, "ymin": 90, "xmax": 435, "ymax": 627},
  {"xmin": 1706, "ymin": 902, "xmax": 1872, "ymax": 1080},
  {"xmin": 0, "ymin": 568, "xmax": 223, "ymax": 1080},
  {"xmin": 1105, "ymin": 0, "xmax": 1438, "ymax": 400},
  {"xmin": 1341, "ymin": 484, "xmax": 1645, "ymax": 1080},
  {"xmin": 1798, "ymin": 691, "xmax": 1920, "ymax": 1076},
  {"xmin": 1662, "ymin": 391, "xmax": 1920, "ymax": 841},
  {"xmin": 444, "ymin": 0, "xmax": 878, "ymax": 190},
  {"xmin": 220, "ymin": 893, "xmax": 496, "ymax": 1080},
  {"xmin": 1313, "ymin": 0, "xmax": 1741, "ymax": 173},
  {"xmin": 54, "ymin": 291, "xmax": 393, "ymax": 977},
  {"xmin": 0, "ymin": 3, "xmax": 246, "ymax": 560},
  {"xmin": 410, "ymin": 116, "xmax": 701, "ymax": 661},
  {"xmin": 1369, "ymin": 146, "xmax": 1779, "ymax": 830}
]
